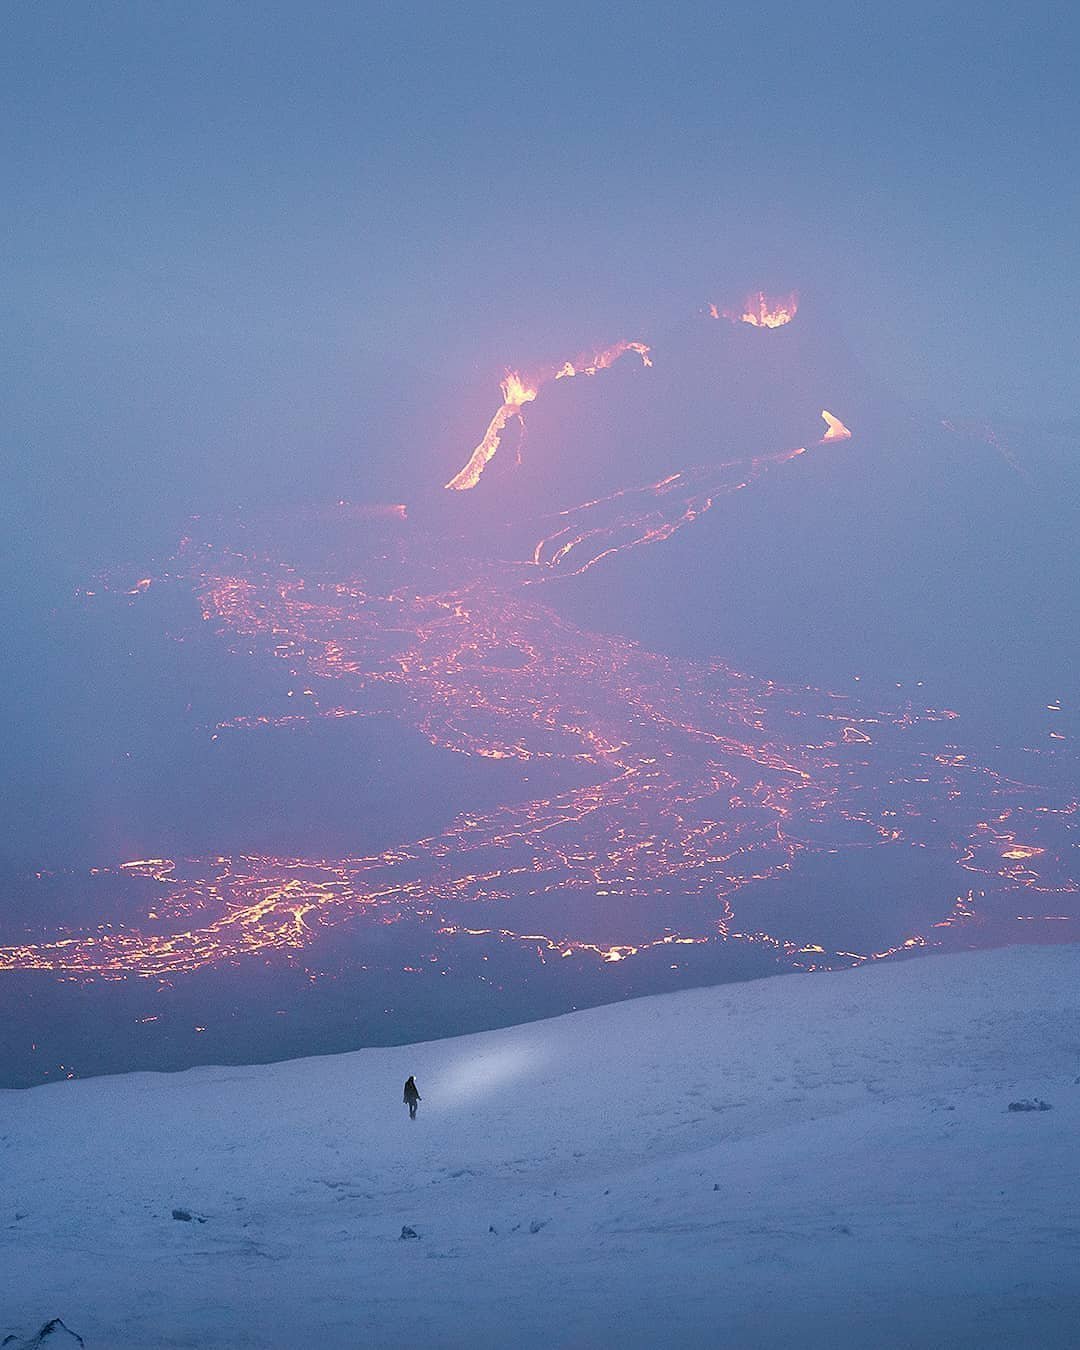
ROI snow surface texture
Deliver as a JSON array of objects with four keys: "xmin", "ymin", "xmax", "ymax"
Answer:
[{"xmin": 4, "ymin": 946, "xmax": 1080, "ymax": 1348}]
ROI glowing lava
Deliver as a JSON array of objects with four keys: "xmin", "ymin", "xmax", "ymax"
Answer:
[
  {"xmin": 820, "ymin": 410, "xmax": 852, "ymax": 442},
  {"xmin": 529, "ymin": 411, "xmax": 851, "ymax": 578},
  {"xmin": 2, "ymin": 262, "xmax": 1077, "ymax": 1081},
  {"xmin": 711, "ymin": 292, "xmax": 799, "ymax": 328},
  {"xmin": 444, "ymin": 371, "xmax": 539, "ymax": 492},
  {"xmin": 445, "ymin": 341, "xmax": 651, "ymax": 491},
  {"xmin": 553, "ymin": 340, "xmax": 653, "ymax": 381},
  {"xmin": 2, "ymin": 387, "xmax": 1075, "ymax": 991}
]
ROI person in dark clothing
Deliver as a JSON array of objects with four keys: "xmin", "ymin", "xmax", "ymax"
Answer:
[{"xmin": 403, "ymin": 1075, "xmax": 421, "ymax": 1119}]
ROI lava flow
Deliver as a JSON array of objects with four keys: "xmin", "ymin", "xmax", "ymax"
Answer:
[
  {"xmin": 2, "ymin": 402, "xmax": 1076, "ymax": 990},
  {"xmin": 445, "ymin": 341, "xmax": 652, "ymax": 490},
  {"xmin": 530, "ymin": 412, "xmax": 849, "ymax": 578},
  {"xmin": 444, "ymin": 372, "xmax": 539, "ymax": 491},
  {"xmin": 710, "ymin": 292, "xmax": 799, "ymax": 328}
]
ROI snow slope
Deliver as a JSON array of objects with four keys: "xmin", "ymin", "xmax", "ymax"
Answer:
[{"xmin": 4, "ymin": 946, "xmax": 1080, "ymax": 1349}]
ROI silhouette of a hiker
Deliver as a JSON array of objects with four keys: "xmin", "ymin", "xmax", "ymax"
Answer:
[{"xmin": 403, "ymin": 1075, "xmax": 421, "ymax": 1120}]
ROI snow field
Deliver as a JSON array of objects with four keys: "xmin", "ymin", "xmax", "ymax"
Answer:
[{"xmin": 3, "ymin": 945, "xmax": 1080, "ymax": 1348}]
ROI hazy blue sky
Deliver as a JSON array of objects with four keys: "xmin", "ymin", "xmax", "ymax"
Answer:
[{"xmin": 3, "ymin": 1, "xmax": 1079, "ymax": 572}]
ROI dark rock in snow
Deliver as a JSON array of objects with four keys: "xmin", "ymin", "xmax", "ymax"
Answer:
[
  {"xmin": 1007, "ymin": 1099, "xmax": 1052, "ymax": 1112},
  {"xmin": 529, "ymin": 1220, "xmax": 546, "ymax": 1234},
  {"xmin": 488, "ymin": 1225, "xmax": 498, "ymax": 1234},
  {"xmin": 6, "ymin": 1321, "xmax": 84, "ymax": 1348},
  {"xmin": 399, "ymin": 1225, "xmax": 419, "ymax": 1240},
  {"xmin": 171, "ymin": 1208, "xmax": 207, "ymax": 1222}
]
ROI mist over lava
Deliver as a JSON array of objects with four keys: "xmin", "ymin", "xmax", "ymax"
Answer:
[{"xmin": 1, "ymin": 290, "xmax": 1076, "ymax": 1086}]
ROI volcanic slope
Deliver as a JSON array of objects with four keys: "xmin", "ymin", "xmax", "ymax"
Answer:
[
  {"xmin": 435, "ymin": 294, "xmax": 867, "ymax": 517},
  {"xmin": 4, "ymin": 944, "xmax": 1079, "ymax": 1349},
  {"xmin": 519, "ymin": 307, "xmax": 1080, "ymax": 743}
]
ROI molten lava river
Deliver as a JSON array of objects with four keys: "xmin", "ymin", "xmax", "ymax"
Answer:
[{"xmin": 2, "ymin": 378, "xmax": 1077, "ymax": 1081}]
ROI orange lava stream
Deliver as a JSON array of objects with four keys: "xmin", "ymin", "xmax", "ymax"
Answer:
[
  {"xmin": 445, "ymin": 341, "xmax": 651, "ymax": 491},
  {"xmin": 529, "ymin": 413, "xmax": 841, "ymax": 578},
  {"xmin": 444, "ymin": 372, "xmax": 539, "ymax": 491}
]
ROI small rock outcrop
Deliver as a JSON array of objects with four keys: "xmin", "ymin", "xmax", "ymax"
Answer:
[
  {"xmin": 1007, "ymin": 1099, "xmax": 1052, "ymax": 1112},
  {"xmin": 4, "ymin": 1320, "xmax": 85, "ymax": 1348},
  {"xmin": 399, "ymin": 1225, "xmax": 419, "ymax": 1240}
]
